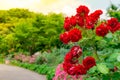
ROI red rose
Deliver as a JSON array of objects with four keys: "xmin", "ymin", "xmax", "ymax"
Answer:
[
  {"xmin": 70, "ymin": 46, "xmax": 82, "ymax": 58},
  {"xmin": 85, "ymin": 17, "xmax": 95, "ymax": 29},
  {"xmin": 64, "ymin": 17, "xmax": 72, "ymax": 31},
  {"xmin": 64, "ymin": 52, "xmax": 73, "ymax": 63},
  {"xmin": 76, "ymin": 64, "xmax": 87, "ymax": 75},
  {"xmin": 77, "ymin": 16, "xmax": 85, "ymax": 27},
  {"xmin": 59, "ymin": 32, "xmax": 70, "ymax": 44},
  {"xmin": 107, "ymin": 18, "xmax": 119, "ymax": 33},
  {"xmin": 107, "ymin": 18, "xmax": 118, "ymax": 27},
  {"xmin": 68, "ymin": 64, "xmax": 87, "ymax": 75},
  {"xmin": 64, "ymin": 52, "xmax": 78, "ymax": 64},
  {"xmin": 87, "ymin": 10, "xmax": 103, "ymax": 29},
  {"xmin": 90, "ymin": 10, "xmax": 103, "ymax": 17},
  {"xmin": 115, "ymin": 23, "xmax": 120, "ymax": 31},
  {"xmin": 85, "ymin": 10, "xmax": 103, "ymax": 29},
  {"xmin": 76, "ymin": 5, "xmax": 89, "ymax": 17},
  {"xmin": 70, "ymin": 16, "xmax": 77, "ymax": 26},
  {"xmin": 89, "ymin": 10, "xmax": 103, "ymax": 22},
  {"xmin": 96, "ymin": 23, "xmax": 108, "ymax": 37},
  {"xmin": 68, "ymin": 66, "xmax": 76, "ymax": 75},
  {"xmin": 69, "ymin": 28, "xmax": 82, "ymax": 42},
  {"xmin": 71, "ymin": 64, "xmax": 87, "ymax": 75},
  {"xmin": 83, "ymin": 56, "xmax": 96, "ymax": 70},
  {"xmin": 63, "ymin": 62, "xmax": 73, "ymax": 73}
]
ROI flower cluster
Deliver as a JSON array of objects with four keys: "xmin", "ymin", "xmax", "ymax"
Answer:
[
  {"xmin": 96, "ymin": 18, "xmax": 120, "ymax": 37},
  {"xmin": 63, "ymin": 46, "xmax": 96, "ymax": 76},
  {"xmin": 60, "ymin": 5, "xmax": 120, "ymax": 43},
  {"xmin": 60, "ymin": 28, "xmax": 82, "ymax": 44},
  {"xmin": 60, "ymin": 5, "xmax": 103, "ymax": 44},
  {"xmin": 63, "ymin": 5, "xmax": 103, "ymax": 31},
  {"xmin": 57, "ymin": 5, "xmax": 120, "ymax": 79},
  {"xmin": 53, "ymin": 64, "xmax": 83, "ymax": 80},
  {"xmin": 14, "ymin": 54, "xmax": 37, "ymax": 64}
]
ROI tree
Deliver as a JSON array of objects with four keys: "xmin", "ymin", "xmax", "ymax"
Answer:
[
  {"xmin": 7, "ymin": 8, "xmax": 34, "ymax": 18},
  {"xmin": 0, "ymin": 10, "xmax": 10, "ymax": 23}
]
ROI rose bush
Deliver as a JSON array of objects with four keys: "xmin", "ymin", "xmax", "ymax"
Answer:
[{"xmin": 53, "ymin": 5, "xmax": 120, "ymax": 80}]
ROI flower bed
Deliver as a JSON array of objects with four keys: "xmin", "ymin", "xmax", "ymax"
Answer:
[{"xmin": 54, "ymin": 5, "xmax": 120, "ymax": 80}]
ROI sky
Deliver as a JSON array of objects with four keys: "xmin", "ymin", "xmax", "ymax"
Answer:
[{"xmin": 0, "ymin": 0, "xmax": 120, "ymax": 18}]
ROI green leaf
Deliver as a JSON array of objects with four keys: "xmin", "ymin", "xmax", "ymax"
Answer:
[
  {"xmin": 88, "ymin": 66, "xmax": 97, "ymax": 74},
  {"xmin": 85, "ymin": 77, "xmax": 98, "ymax": 80},
  {"xmin": 105, "ymin": 63, "xmax": 114, "ymax": 69},
  {"xmin": 102, "ymin": 74, "xmax": 110, "ymax": 80},
  {"xmin": 97, "ymin": 63, "xmax": 109, "ymax": 74},
  {"xmin": 117, "ymin": 55, "xmax": 120, "ymax": 62},
  {"xmin": 106, "ymin": 33, "xmax": 113, "ymax": 39},
  {"xmin": 107, "ymin": 53, "xmax": 120, "ymax": 62},
  {"xmin": 112, "ymin": 72, "xmax": 120, "ymax": 80},
  {"xmin": 95, "ymin": 36, "xmax": 103, "ymax": 41}
]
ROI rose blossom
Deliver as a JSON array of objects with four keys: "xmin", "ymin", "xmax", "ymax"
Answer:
[
  {"xmin": 64, "ymin": 17, "xmax": 72, "ymax": 31},
  {"xmin": 69, "ymin": 28, "xmax": 82, "ymax": 42},
  {"xmin": 70, "ymin": 16, "xmax": 77, "ymax": 26},
  {"xmin": 60, "ymin": 32, "xmax": 70, "ymax": 44},
  {"xmin": 68, "ymin": 64, "xmax": 87, "ymax": 75},
  {"xmin": 63, "ymin": 62, "xmax": 73, "ymax": 73},
  {"xmin": 89, "ymin": 10, "xmax": 103, "ymax": 22},
  {"xmin": 96, "ymin": 23, "xmax": 108, "ymax": 37},
  {"xmin": 107, "ymin": 18, "xmax": 119, "ymax": 33},
  {"xmin": 70, "ymin": 46, "xmax": 82, "ymax": 58},
  {"xmin": 76, "ymin": 5, "xmax": 90, "ymax": 17},
  {"xmin": 83, "ymin": 56, "xmax": 96, "ymax": 70}
]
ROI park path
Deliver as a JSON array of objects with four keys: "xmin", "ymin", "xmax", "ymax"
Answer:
[{"xmin": 0, "ymin": 64, "xmax": 46, "ymax": 80}]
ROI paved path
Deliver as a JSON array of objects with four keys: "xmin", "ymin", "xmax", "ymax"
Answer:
[{"xmin": 0, "ymin": 64, "xmax": 47, "ymax": 80}]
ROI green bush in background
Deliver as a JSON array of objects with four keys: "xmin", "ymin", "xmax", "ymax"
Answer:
[{"xmin": 0, "ymin": 9, "xmax": 64, "ymax": 55}]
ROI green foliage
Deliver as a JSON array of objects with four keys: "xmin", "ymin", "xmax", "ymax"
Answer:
[
  {"xmin": 35, "ymin": 47, "xmax": 69, "ymax": 66},
  {"xmin": 12, "ymin": 19, "xmax": 38, "ymax": 54},
  {"xmin": 107, "ymin": 4, "xmax": 120, "ymax": 21},
  {"xmin": 7, "ymin": 8, "xmax": 34, "ymax": 18},
  {"xmin": 0, "ymin": 9, "xmax": 64, "ymax": 55},
  {"xmin": 0, "ymin": 10, "xmax": 10, "ymax": 23},
  {"xmin": 35, "ymin": 55, "xmax": 46, "ymax": 64},
  {"xmin": 88, "ymin": 66, "xmax": 97, "ymax": 74},
  {"xmin": 85, "ymin": 47, "xmax": 120, "ymax": 80},
  {"xmin": 97, "ymin": 63, "xmax": 109, "ymax": 74},
  {"xmin": 33, "ymin": 13, "xmax": 64, "ymax": 49},
  {"xmin": 85, "ymin": 77, "xmax": 99, "ymax": 80},
  {"xmin": 102, "ymin": 74, "xmax": 111, "ymax": 80},
  {"xmin": 106, "ymin": 53, "xmax": 120, "ymax": 62},
  {"xmin": 101, "ymin": 72, "xmax": 120, "ymax": 80}
]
